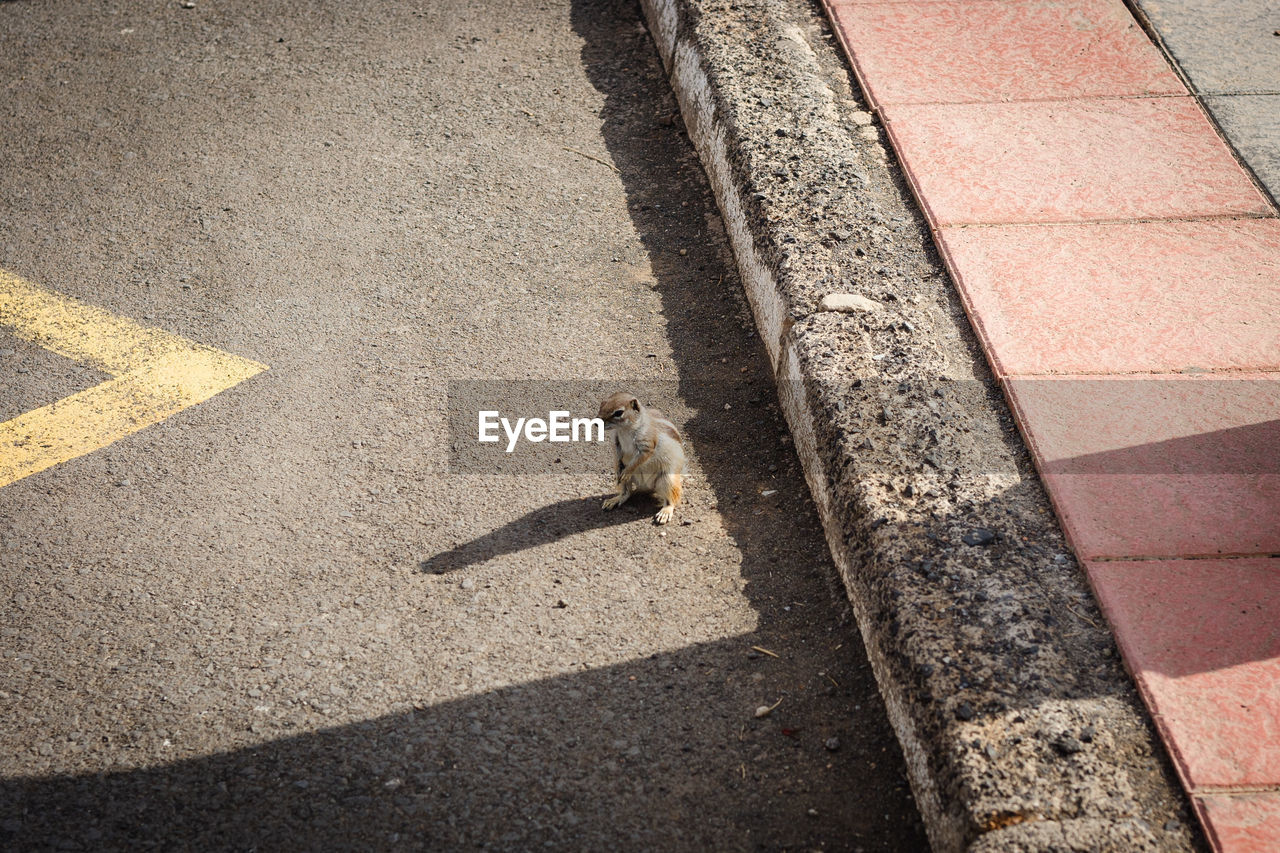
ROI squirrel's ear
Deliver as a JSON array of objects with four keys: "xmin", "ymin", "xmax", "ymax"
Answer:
[{"xmin": 630, "ymin": 398, "xmax": 641, "ymax": 411}]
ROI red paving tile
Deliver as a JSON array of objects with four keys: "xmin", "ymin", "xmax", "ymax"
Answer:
[
  {"xmin": 881, "ymin": 98, "xmax": 1272, "ymax": 225},
  {"xmin": 828, "ymin": 0, "xmax": 1185, "ymax": 108},
  {"xmin": 1086, "ymin": 559, "xmax": 1280, "ymax": 789},
  {"xmin": 935, "ymin": 219, "xmax": 1280, "ymax": 376},
  {"xmin": 1004, "ymin": 375, "xmax": 1280, "ymax": 559},
  {"xmin": 1197, "ymin": 793, "xmax": 1280, "ymax": 853},
  {"xmin": 819, "ymin": 0, "xmax": 1280, "ymax": 844}
]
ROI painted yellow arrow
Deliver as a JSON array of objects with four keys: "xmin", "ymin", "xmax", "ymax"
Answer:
[{"xmin": 0, "ymin": 268, "xmax": 267, "ymax": 488}]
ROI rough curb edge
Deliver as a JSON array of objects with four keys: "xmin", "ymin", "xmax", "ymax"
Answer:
[
  {"xmin": 637, "ymin": 0, "xmax": 1206, "ymax": 850},
  {"xmin": 650, "ymin": 14, "xmax": 954, "ymax": 838}
]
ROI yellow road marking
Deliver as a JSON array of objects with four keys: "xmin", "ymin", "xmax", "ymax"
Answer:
[{"xmin": 0, "ymin": 268, "xmax": 267, "ymax": 488}]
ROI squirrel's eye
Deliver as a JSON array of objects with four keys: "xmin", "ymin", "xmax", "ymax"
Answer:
[{"xmin": 612, "ymin": 409, "xmax": 624, "ymax": 419}]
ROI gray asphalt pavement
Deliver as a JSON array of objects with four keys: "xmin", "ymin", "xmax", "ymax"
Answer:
[{"xmin": 0, "ymin": 0, "xmax": 926, "ymax": 849}]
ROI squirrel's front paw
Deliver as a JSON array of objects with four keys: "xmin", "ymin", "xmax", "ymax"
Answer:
[
  {"xmin": 654, "ymin": 506, "xmax": 674, "ymax": 525},
  {"xmin": 602, "ymin": 494, "xmax": 626, "ymax": 511}
]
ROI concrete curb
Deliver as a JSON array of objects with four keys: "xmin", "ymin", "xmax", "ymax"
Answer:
[{"xmin": 637, "ymin": 0, "xmax": 1206, "ymax": 850}]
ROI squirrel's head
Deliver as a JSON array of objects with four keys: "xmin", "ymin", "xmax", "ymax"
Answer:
[{"xmin": 597, "ymin": 392, "xmax": 642, "ymax": 429}]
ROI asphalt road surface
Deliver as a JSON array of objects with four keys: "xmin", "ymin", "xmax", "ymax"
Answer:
[{"xmin": 0, "ymin": 0, "xmax": 927, "ymax": 849}]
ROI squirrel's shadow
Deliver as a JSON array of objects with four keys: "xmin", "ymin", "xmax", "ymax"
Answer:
[{"xmin": 417, "ymin": 494, "xmax": 664, "ymax": 575}]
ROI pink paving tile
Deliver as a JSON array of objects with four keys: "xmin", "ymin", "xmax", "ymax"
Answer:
[
  {"xmin": 1197, "ymin": 793, "xmax": 1280, "ymax": 853},
  {"xmin": 1085, "ymin": 559, "xmax": 1280, "ymax": 790},
  {"xmin": 1005, "ymin": 375, "xmax": 1280, "ymax": 559},
  {"xmin": 935, "ymin": 219, "xmax": 1280, "ymax": 377},
  {"xmin": 881, "ymin": 98, "xmax": 1272, "ymax": 225},
  {"xmin": 827, "ymin": 0, "xmax": 1185, "ymax": 108}
]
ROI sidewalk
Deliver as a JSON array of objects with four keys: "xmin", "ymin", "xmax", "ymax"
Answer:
[{"xmin": 822, "ymin": 0, "xmax": 1279, "ymax": 849}]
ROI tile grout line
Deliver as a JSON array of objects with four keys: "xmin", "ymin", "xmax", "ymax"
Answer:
[
  {"xmin": 999, "ymin": 368, "xmax": 1280, "ymax": 378},
  {"xmin": 1002, "ymin": 370, "xmax": 1280, "ymax": 378},
  {"xmin": 1087, "ymin": 554, "xmax": 1280, "ymax": 564},
  {"xmin": 937, "ymin": 212, "xmax": 1280, "ymax": 229},
  {"xmin": 883, "ymin": 91, "xmax": 1280, "ymax": 104},
  {"xmin": 877, "ymin": 91, "xmax": 1192, "ymax": 108}
]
